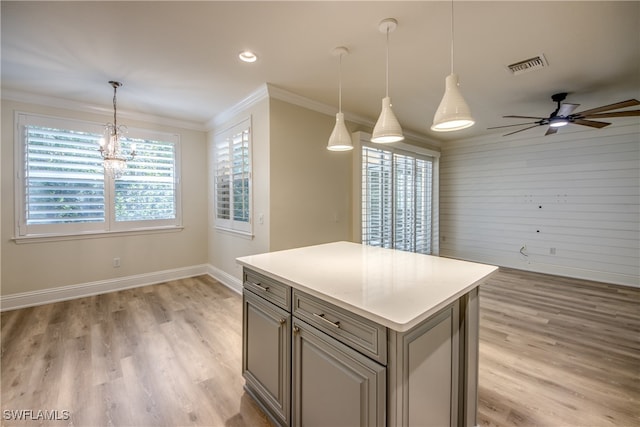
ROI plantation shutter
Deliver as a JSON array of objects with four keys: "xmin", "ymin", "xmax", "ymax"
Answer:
[
  {"xmin": 231, "ymin": 128, "xmax": 250, "ymax": 223},
  {"xmin": 24, "ymin": 125, "xmax": 105, "ymax": 225},
  {"xmin": 414, "ymin": 158, "xmax": 433, "ymax": 254},
  {"xmin": 214, "ymin": 118, "xmax": 252, "ymax": 234},
  {"xmin": 362, "ymin": 145, "xmax": 433, "ymax": 255},
  {"xmin": 215, "ymin": 140, "xmax": 231, "ymax": 220},
  {"xmin": 115, "ymin": 137, "xmax": 176, "ymax": 222},
  {"xmin": 362, "ymin": 146, "xmax": 393, "ymax": 248}
]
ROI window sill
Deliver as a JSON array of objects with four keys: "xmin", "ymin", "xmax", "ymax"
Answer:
[
  {"xmin": 13, "ymin": 225, "xmax": 184, "ymax": 244},
  {"xmin": 214, "ymin": 226, "xmax": 254, "ymax": 240}
]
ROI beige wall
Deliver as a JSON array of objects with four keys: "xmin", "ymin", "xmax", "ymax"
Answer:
[
  {"xmin": 207, "ymin": 98, "xmax": 271, "ymax": 280},
  {"xmin": 1, "ymin": 100, "xmax": 208, "ymax": 296},
  {"xmin": 268, "ymin": 98, "xmax": 352, "ymax": 251},
  {"xmin": 207, "ymin": 97, "xmax": 355, "ymax": 281}
]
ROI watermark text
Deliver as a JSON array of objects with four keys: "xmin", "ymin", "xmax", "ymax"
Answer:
[{"xmin": 3, "ymin": 409, "xmax": 71, "ymax": 421}]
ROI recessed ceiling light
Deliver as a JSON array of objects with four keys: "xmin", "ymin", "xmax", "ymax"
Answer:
[{"xmin": 239, "ymin": 50, "xmax": 258, "ymax": 63}]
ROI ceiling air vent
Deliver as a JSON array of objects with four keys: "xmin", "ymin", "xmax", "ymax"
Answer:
[{"xmin": 506, "ymin": 54, "xmax": 548, "ymax": 75}]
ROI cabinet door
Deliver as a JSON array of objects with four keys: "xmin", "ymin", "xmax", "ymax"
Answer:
[
  {"xmin": 292, "ymin": 319, "xmax": 385, "ymax": 427},
  {"xmin": 243, "ymin": 289, "xmax": 291, "ymax": 426}
]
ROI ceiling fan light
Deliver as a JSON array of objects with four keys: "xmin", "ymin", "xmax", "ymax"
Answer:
[
  {"xmin": 549, "ymin": 118, "xmax": 569, "ymax": 127},
  {"xmin": 327, "ymin": 112, "xmax": 353, "ymax": 151},
  {"xmin": 371, "ymin": 96, "xmax": 404, "ymax": 143},
  {"xmin": 431, "ymin": 74, "xmax": 475, "ymax": 132}
]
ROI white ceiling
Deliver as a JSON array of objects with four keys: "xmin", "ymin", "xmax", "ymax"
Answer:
[{"xmin": 2, "ymin": 1, "xmax": 639, "ymax": 143}]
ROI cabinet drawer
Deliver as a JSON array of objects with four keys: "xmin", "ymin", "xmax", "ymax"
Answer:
[
  {"xmin": 293, "ymin": 290, "xmax": 387, "ymax": 365},
  {"xmin": 244, "ymin": 269, "xmax": 291, "ymax": 311}
]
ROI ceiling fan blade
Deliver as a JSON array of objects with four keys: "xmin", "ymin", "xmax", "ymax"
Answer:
[
  {"xmin": 557, "ymin": 103, "xmax": 579, "ymax": 116},
  {"xmin": 582, "ymin": 110, "xmax": 640, "ymax": 119},
  {"xmin": 572, "ymin": 119, "xmax": 611, "ymax": 128},
  {"xmin": 487, "ymin": 122, "xmax": 539, "ymax": 130},
  {"xmin": 504, "ymin": 115, "xmax": 547, "ymax": 120},
  {"xmin": 576, "ymin": 99, "xmax": 640, "ymax": 116},
  {"xmin": 545, "ymin": 127, "xmax": 558, "ymax": 136},
  {"xmin": 503, "ymin": 125, "xmax": 540, "ymax": 136}
]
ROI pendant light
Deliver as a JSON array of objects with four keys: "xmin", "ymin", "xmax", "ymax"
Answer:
[
  {"xmin": 327, "ymin": 46, "xmax": 353, "ymax": 151},
  {"xmin": 431, "ymin": 1, "xmax": 475, "ymax": 132},
  {"xmin": 371, "ymin": 18, "xmax": 404, "ymax": 144}
]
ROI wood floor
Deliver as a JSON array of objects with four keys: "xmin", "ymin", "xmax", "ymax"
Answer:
[
  {"xmin": 1, "ymin": 269, "xmax": 639, "ymax": 426},
  {"xmin": 477, "ymin": 269, "xmax": 640, "ymax": 427}
]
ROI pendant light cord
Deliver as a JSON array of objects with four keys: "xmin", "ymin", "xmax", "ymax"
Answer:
[
  {"xmin": 385, "ymin": 26, "xmax": 390, "ymax": 98},
  {"xmin": 450, "ymin": 0, "xmax": 454, "ymax": 75},
  {"xmin": 338, "ymin": 52, "xmax": 343, "ymax": 113},
  {"xmin": 112, "ymin": 85, "xmax": 118, "ymax": 129}
]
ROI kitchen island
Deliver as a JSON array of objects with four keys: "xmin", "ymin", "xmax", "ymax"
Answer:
[{"xmin": 237, "ymin": 241, "xmax": 498, "ymax": 427}]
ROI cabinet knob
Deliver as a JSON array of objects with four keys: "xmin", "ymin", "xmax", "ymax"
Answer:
[
  {"xmin": 293, "ymin": 326, "xmax": 300, "ymax": 334},
  {"xmin": 279, "ymin": 318, "xmax": 286, "ymax": 325}
]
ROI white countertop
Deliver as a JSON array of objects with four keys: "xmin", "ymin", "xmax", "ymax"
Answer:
[{"xmin": 236, "ymin": 241, "xmax": 498, "ymax": 332}]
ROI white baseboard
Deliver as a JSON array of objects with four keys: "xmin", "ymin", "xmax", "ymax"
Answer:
[
  {"xmin": 0, "ymin": 264, "xmax": 209, "ymax": 312},
  {"xmin": 207, "ymin": 264, "xmax": 243, "ymax": 295}
]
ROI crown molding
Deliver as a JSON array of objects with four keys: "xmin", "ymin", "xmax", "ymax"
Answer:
[
  {"xmin": 209, "ymin": 83, "xmax": 440, "ymax": 147},
  {"xmin": 206, "ymin": 83, "xmax": 270, "ymax": 129},
  {"xmin": 1, "ymin": 89, "xmax": 207, "ymax": 132}
]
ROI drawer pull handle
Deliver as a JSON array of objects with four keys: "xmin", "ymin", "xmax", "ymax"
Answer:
[
  {"xmin": 247, "ymin": 281, "xmax": 270, "ymax": 292},
  {"xmin": 313, "ymin": 313, "xmax": 341, "ymax": 329}
]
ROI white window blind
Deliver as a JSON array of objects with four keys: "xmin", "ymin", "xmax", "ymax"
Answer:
[
  {"xmin": 114, "ymin": 137, "xmax": 176, "ymax": 223},
  {"xmin": 24, "ymin": 125, "xmax": 105, "ymax": 226},
  {"xmin": 16, "ymin": 113, "xmax": 181, "ymax": 238},
  {"xmin": 362, "ymin": 145, "xmax": 433, "ymax": 254},
  {"xmin": 214, "ymin": 118, "xmax": 252, "ymax": 235}
]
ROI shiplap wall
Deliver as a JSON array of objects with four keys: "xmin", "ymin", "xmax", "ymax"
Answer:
[{"xmin": 440, "ymin": 123, "xmax": 639, "ymax": 287}]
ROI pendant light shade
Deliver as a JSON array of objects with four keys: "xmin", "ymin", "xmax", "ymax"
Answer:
[
  {"xmin": 327, "ymin": 112, "xmax": 353, "ymax": 151},
  {"xmin": 372, "ymin": 97, "xmax": 404, "ymax": 143},
  {"xmin": 431, "ymin": 74, "xmax": 475, "ymax": 131},
  {"xmin": 431, "ymin": 0, "xmax": 475, "ymax": 132},
  {"xmin": 371, "ymin": 18, "xmax": 404, "ymax": 144},
  {"xmin": 327, "ymin": 46, "xmax": 353, "ymax": 151}
]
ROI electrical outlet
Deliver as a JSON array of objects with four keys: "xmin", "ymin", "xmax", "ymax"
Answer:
[{"xmin": 113, "ymin": 257, "xmax": 121, "ymax": 268}]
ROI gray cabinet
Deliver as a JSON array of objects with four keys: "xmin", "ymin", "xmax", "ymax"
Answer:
[
  {"xmin": 242, "ymin": 267, "xmax": 479, "ymax": 427},
  {"xmin": 292, "ymin": 318, "xmax": 386, "ymax": 427},
  {"xmin": 387, "ymin": 302, "xmax": 460, "ymax": 427},
  {"xmin": 242, "ymin": 288, "xmax": 291, "ymax": 426}
]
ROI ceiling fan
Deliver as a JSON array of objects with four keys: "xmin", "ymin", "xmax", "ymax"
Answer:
[{"xmin": 488, "ymin": 93, "xmax": 640, "ymax": 136}]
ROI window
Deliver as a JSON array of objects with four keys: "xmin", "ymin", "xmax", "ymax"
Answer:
[
  {"xmin": 214, "ymin": 118, "xmax": 252, "ymax": 235},
  {"xmin": 15, "ymin": 112, "xmax": 181, "ymax": 238},
  {"xmin": 362, "ymin": 145, "xmax": 434, "ymax": 254}
]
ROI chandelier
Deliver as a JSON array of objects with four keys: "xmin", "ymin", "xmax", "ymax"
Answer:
[{"xmin": 99, "ymin": 81, "xmax": 135, "ymax": 179}]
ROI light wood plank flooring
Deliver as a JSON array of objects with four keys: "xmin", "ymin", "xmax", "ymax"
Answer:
[
  {"xmin": 478, "ymin": 268, "xmax": 639, "ymax": 427},
  {"xmin": 1, "ymin": 269, "xmax": 639, "ymax": 426},
  {"xmin": 1, "ymin": 276, "xmax": 271, "ymax": 427}
]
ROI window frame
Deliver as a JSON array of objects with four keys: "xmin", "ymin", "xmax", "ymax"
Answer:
[
  {"xmin": 14, "ymin": 111, "xmax": 182, "ymax": 241},
  {"xmin": 213, "ymin": 117, "xmax": 253, "ymax": 237}
]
